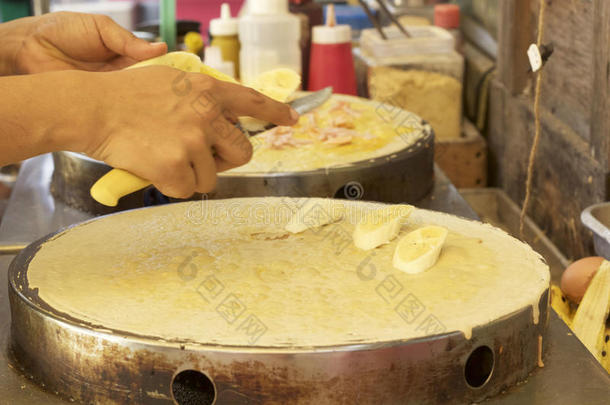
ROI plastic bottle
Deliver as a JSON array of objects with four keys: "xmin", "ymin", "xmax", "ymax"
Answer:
[
  {"xmin": 204, "ymin": 46, "xmax": 236, "ymax": 79},
  {"xmin": 308, "ymin": 5, "xmax": 357, "ymax": 95},
  {"xmin": 210, "ymin": 3, "xmax": 240, "ymax": 78},
  {"xmin": 434, "ymin": 4, "xmax": 462, "ymax": 53},
  {"xmin": 239, "ymin": 0, "xmax": 302, "ymax": 85}
]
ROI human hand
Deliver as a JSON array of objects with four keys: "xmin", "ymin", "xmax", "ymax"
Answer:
[
  {"xmin": 7, "ymin": 11, "xmax": 167, "ymax": 74},
  {"xmin": 73, "ymin": 66, "xmax": 298, "ymax": 198}
]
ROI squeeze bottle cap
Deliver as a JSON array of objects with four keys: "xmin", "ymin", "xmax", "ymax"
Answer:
[
  {"xmin": 312, "ymin": 4, "xmax": 351, "ymax": 45},
  {"xmin": 210, "ymin": 3, "xmax": 238, "ymax": 36}
]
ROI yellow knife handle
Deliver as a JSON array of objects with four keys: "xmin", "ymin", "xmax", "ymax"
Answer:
[{"xmin": 90, "ymin": 169, "xmax": 151, "ymax": 207}]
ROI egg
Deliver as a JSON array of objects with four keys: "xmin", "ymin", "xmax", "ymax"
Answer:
[{"xmin": 560, "ymin": 256, "xmax": 605, "ymax": 304}]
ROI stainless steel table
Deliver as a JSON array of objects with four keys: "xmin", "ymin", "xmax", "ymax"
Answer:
[{"xmin": 0, "ymin": 154, "xmax": 608, "ymax": 404}]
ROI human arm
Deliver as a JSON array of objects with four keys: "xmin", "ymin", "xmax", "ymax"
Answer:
[{"xmin": 0, "ymin": 67, "xmax": 298, "ymax": 197}]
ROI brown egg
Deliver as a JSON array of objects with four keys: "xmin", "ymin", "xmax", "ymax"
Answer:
[{"xmin": 560, "ymin": 256, "xmax": 605, "ymax": 304}]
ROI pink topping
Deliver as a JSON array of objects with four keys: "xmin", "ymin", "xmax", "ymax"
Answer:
[
  {"xmin": 318, "ymin": 127, "xmax": 356, "ymax": 145},
  {"xmin": 259, "ymin": 101, "xmax": 376, "ymax": 149},
  {"xmin": 262, "ymin": 126, "xmax": 314, "ymax": 149}
]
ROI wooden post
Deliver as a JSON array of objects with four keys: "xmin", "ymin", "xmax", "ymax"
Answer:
[
  {"xmin": 591, "ymin": 0, "xmax": 609, "ymax": 173},
  {"xmin": 497, "ymin": 0, "xmax": 533, "ymax": 95}
]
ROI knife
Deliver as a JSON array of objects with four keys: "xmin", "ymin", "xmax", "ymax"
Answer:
[
  {"xmin": 239, "ymin": 86, "xmax": 332, "ymax": 136},
  {"xmin": 89, "ymin": 87, "xmax": 333, "ymax": 207}
]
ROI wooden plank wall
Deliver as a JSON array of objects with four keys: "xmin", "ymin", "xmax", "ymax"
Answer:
[{"xmin": 488, "ymin": 0, "xmax": 610, "ymax": 259}]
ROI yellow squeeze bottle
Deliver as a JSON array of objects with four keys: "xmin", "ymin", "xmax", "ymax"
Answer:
[{"xmin": 209, "ymin": 3, "xmax": 240, "ymax": 79}]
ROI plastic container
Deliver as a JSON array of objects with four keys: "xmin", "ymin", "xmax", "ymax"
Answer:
[
  {"xmin": 355, "ymin": 25, "xmax": 464, "ymax": 140},
  {"xmin": 309, "ymin": 22, "xmax": 357, "ymax": 95},
  {"xmin": 210, "ymin": 3, "xmax": 240, "ymax": 78},
  {"xmin": 239, "ymin": 0, "xmax": 301, "ymax": 85},
  {"xmin": 434, "ymin": 4, "xmax": 462, "ymax": 53}
]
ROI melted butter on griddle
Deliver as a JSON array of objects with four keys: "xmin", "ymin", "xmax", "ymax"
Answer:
[{"xmin": 27, "ymin": 198, "xmax": 549, "ymax": 347}]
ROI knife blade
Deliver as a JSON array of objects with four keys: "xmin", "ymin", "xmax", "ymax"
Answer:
[{"xmin": 238, "ymin": 86, "xmax": 333, "ymax": 136}]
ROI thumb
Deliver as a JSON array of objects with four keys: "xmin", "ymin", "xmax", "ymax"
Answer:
[{"xmin": 95, "ymin": 14, "xmax": 167, "ymax": 60}]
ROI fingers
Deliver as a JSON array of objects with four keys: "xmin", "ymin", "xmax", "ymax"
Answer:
[
  {"xmin": 185, "ymin": 135, "xmax": 218, "ymax": 193},
  {"xmin": 186, "ymin": 81, "xmax": 254, "ymax": 170},
  {"xmin": 147, "ymin": 147, "xmax": 197, "ymax": 199},
  {"xmin": 213, "ymin": 82, "xmax": 299, "ymax": 127},
  {"xmin": 94, "ymin": 14, "xmax": 167, "ymax": 61},
  {"xmin": 204, "ymin": 116, "xmax": 254, "ymax": 169}
]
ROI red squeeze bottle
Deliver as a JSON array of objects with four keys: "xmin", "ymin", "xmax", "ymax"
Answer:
[{"xmin": 308, "ymin": 5, "xmax": 357, "ymax": 95}]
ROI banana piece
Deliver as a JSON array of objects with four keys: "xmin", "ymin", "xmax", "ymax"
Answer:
[
  {"xmin": 285, "ymin": 199, "xmax": 344, "ymax": 234},
  {"xmin": 550, "ymin": 284, "xmax": 574, "ymax": 328},
  {"xmin": 247, "ymin": 68, "xmax": 301, "ymax": 102},
  {"xmin": 352, "ymin": 205, "xmax": 413, "ymax": 250},
  {"xmin": 392, "ymin": 225, "xmax": 448, "ymax": 274},
  {"xmin": 126, "ymin": 51, "xmax": 203, "ymax": 72},
  {"xmin": 201, "ymin": 63, "xmax": 239, "ymax": 84},
  {"xmin": 571, "ymin": 260, "xmax": 610, "ymax": 363}
]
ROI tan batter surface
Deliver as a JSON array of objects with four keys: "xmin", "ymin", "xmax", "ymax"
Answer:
[
  {"xmin": 229, "ymin": 95, "xmax": 426, "ymax": 173},
  {"xmin": 27, "ymin": 198, "xmax": 549, "ymax": 347}
]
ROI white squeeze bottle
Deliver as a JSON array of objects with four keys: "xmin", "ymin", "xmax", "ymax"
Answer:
[{"xmin": 239, "ymin": 0, "xmax": 301, "ymax": 85}]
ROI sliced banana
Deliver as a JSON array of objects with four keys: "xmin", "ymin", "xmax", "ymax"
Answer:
[
  {"xmin": 393, "ymin": 225, "xmax": 448, "ymax": 274},
  {"xmin": 247, "ymin": 68, "xmax": 301, "ymax": 102},
  {"xmin": 285, "ymin": 199, "xmax": 344, "ymax": 234},
  {"xmin": 353, "ymin": 205, "xmax": 413, "ymax": 250},
  {"xmin": 200, "ymin": 63, "xmax": 239, "ymax": 84},
  {"xmin": 127, "ymin": 51, "xmax": 203, "ymax": 72}
]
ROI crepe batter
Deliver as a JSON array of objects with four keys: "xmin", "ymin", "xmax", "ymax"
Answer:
[
  {"xmin": 27, "ymin": 198, "xmax": 549, "ymax": 347},
  {"xmin": 230, "ymin": 95, "xmax": 425, "ymax": 173}
]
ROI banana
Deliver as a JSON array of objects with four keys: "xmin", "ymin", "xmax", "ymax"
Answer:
[
  {"xmin": 571, "ymin": 260, "xmax": 610, "ymax": 363},
  {"xmin": 126, "ymin": 51, "xmax": 203, "ymax": 72},
  {"xmin": 353, "ymin": 205, "xmax": 413, "ymax": 250},
  {"xmin": 285, "ymin": 199, "xmax": 344, "ymax": 234},
  {"xmin": 392, "ymin": 225, "xmax": 448, "ymax": 274},
  {"xmin": 550, "ymin": 284, "xmax": 574, "ymax": 328},
  {"xmin": 201, "ymin": 63, "xmax": 239, "ymax": 84},
  {"xmin": 247, "ymin": 68, "xmax": 301, "ymax": 102}
]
